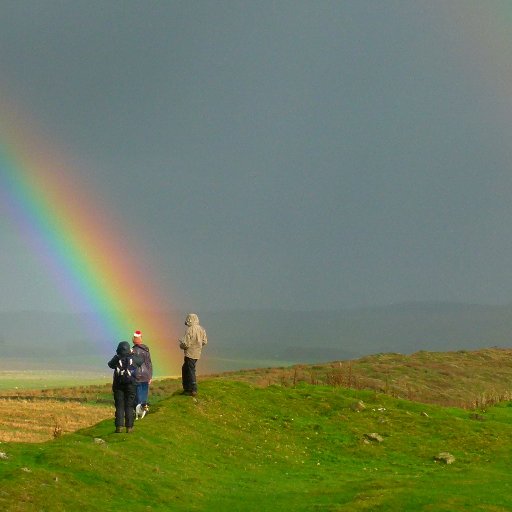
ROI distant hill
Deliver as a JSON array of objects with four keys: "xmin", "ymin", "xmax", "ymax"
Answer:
[
  {"xmin": 1, "ymin": 303, "xmax": 512, "ymax": 372},
  {"xmin": 201, "ymin": 303, "xmax": 512, "ymax": 371}
]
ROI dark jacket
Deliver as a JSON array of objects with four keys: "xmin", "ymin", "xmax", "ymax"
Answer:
[
  {"xmin": 132, "ymin": 343, "xmax": 153, "ymax": 383},
  {"xmin": 108, "ymin": 341, "xmax": 143, "ymax": 388}
]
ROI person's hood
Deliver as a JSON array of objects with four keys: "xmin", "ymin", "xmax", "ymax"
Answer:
[
  {"xmin": 133, "ymin": 343, "xmax": 150, "ymax": 353},
  {"xmin": 116, "ymin": 341, "xmax": 132, "ymax": 356},
  {"xmin": 185, "ymin": 313, "xmax": 199, "ymax": 326}
]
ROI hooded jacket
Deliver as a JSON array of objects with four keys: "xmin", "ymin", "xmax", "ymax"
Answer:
[
  {"xmin": 107, "ymin": 341, "xmax": 143, "ymax": 387},
  {"xmin": 179, "ymin": 313, "xmax": 208, "ymax": 360},
  {"xmin": 131, "ymin": 343, "xmax": 153, "ymax": 383}
]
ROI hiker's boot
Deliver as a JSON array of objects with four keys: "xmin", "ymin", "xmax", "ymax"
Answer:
[
  {"xmin": 115, "ymin": 427, "xmax": 123, "ymax": 433},
  {"xmin": 126, "ymin": 427, "xmax": 134, "ymax": 433}
]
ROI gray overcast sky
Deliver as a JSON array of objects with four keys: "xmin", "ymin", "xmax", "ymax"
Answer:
[{"xmin": 1, "ymin": 0, "xmax": 512, "ymax": 313}]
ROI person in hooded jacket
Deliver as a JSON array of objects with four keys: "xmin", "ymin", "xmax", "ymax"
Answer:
[
  {"xmin": 131, "ymin": 330, "xmax": 153, "ymax": 410},
  {"xmin": 108, "ymin": 341, "xmax": 143, "ymax": 433},
  {"xmin": 178, "ymin": 313, "xmax": 208, "ymax": 396}
]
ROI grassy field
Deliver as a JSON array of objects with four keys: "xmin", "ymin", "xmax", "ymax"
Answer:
[
  {"xmin": 0, "ymin": 377, "xmax": 182, "ymax": 443},
  {"xmin": 0, "ymin": 399, "xmax": 113, "ymax": 443},
  {"xmin": 216, "ymin": 347, "xmax": 512, "ymax": 408},
  {"xmin": 1, "ymin": 348, "xmax": 512, "ymax": 510},
  {"xmin": 0, "ymin": 370, "xmax": 111, "ymax": 391}
]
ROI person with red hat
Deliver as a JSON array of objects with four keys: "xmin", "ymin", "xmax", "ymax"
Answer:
[{"xmin": 131, "ymin": 330, "xmax": 153, "ymax": 413}]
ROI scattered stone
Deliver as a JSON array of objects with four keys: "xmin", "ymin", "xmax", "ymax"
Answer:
[
  {"xmin": 21, "ymin": 467, "xmax": 32, "ymax": 473},
  {"xmin": 364, "ymin": 432, "xmax": 383, "ymax": 443},
  {"xmin": 93, "ymin": 438, "xmax": 106, "ymax": 445},
  {"xmin": 434, "ymin": 452, "xmax": 455, "ymax": 464},
  {"xmin": 351, "ymin": 400, "xmax": 366, "ymax": 412},
  {"xmin": 0, "ymin": 452, "xmax": 8, "ymax": 460}
]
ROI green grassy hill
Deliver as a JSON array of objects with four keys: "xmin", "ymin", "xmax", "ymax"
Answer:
[
  {"xmin": 219, "ymin": 347, "xmax": 512, "ymax": 408},
  {"xmin": 2, "ymin": 349, "xmax": 512, "ymax": 511}
]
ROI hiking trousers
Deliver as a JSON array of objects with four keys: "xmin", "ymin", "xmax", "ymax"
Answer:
[
  {"xmin": 182, "ymin": 356, "xmax": 198, "ymax": 393},
  {"xmin": 113, "ymin": 383, "xmax": 136, "ymax": 428}
]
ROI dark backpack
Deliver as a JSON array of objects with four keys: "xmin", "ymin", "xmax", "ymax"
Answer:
[{"xmin": 114, "ymin": 355, "xmax": 137, "ymax": 384}]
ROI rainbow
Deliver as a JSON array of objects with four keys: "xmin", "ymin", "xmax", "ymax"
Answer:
[{"xmin": 0, "ymin": 98, "xmax": 181, "ymax": 376}]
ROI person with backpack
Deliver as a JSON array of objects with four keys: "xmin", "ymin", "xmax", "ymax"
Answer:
[
  {"xmin": 178, "ymin": 313, "xmax": 208, "ymax": 396},
  {"xmin": 131, "ymin": 330, "xmax": 153, "ymax": 414},
  {"xmin": 108, "ymin": 341, "xmax": 143, "ymax": 433}
]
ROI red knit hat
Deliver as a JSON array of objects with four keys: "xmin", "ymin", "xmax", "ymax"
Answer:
[{"xmin": 133, "ymin": 330, "xmax": 142, "ymax": 338}]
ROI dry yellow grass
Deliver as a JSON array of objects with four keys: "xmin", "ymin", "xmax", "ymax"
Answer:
[
  {"xmin": 0, "ymin": 399, "xmax": 113, "ymax": 443},
  {"xmin": 209, "ymin": 348, "xmax": 512, "ymax": 408}
]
